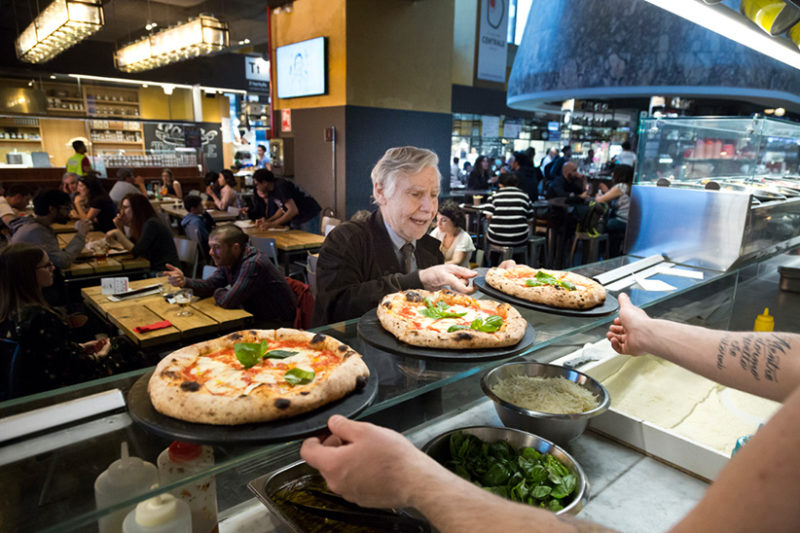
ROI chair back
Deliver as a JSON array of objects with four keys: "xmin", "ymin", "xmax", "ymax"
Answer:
[
  {"xmin": 173, "ymin": 236, "xmax": 200, "ymax": 278},
  {"xmin": 250, "ymin": 236, "xmax": 279, "ymax": 268},
  {"xmin": 286, "ymin": 277, "xmax": 314, "ymax": 329},
  {"xmin": 320, "ymin": 216, "xmax": 341, "ymax": 236},
  {"xmin": 306, "ymin": 253, "xmax": 319, "ymax": 297},
  {"xmin": 227, "ymin": 206, "xmax": 241, "ymax": 217},
  {"xmin": 202, "ymin": 265, "xmax": 217, "ymax": 279},
  {"xmin": 1, "ymin": 338, "xmax": 21, "ymax": 402}
]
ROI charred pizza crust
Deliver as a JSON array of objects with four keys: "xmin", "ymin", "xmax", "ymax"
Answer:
[
  {"xmin": 148, "ymin": 329, "xmax": 369, "ymax": 425},
  {"xmin": 376, "ymin": 289, "xmax": 527, "ymax": 349},
  {"xmin": 486, "ymin": 266, "xmax": 606, "ymax": 310}
]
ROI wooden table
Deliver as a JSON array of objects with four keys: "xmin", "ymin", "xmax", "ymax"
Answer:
[
  {"xmin": 51, "ymin": 222, "xmax": 80, "ymax": 234},
  {"xmin": 245, "ymin": 228, "xmax": 325, "ymax": 274},
  {"xmin": 81, "ymin": 277, "xmax": 252, "ymax": 348},
  {"xmin": 160, "ymin": 204, "xmax": 239, "ymax": 222}
]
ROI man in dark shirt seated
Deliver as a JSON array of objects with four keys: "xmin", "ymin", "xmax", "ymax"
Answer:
[
  {"xmin": 545, "ymin": 162, "xmax": 589, "ymax": 268},
  {"xmin": 312, "ymin": 146, "xmax": 477, "ymax": 327},
  {"xmin": 163, "ymin": 224, "xmax": 296, "ymax": 327},
  {"xmin": 250, "ymin": 169, "xmax": 322, "ymax": 233}
]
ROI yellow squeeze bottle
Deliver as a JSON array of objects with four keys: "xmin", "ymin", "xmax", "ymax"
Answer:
[{"xmin": 754, "ymin": 307, "xmax": 774, "ymax": 332}]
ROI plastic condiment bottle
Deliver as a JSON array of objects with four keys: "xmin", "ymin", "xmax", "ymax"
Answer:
[
  {"xmin": 122, "ymin": 493, "xmax": 192, "ymax": 533},
  {"xmin": 157, "ymin": 442, "xmax": 219, "ymax": 533},
  {"xmin": 754, "ymin": 307, "xmax": 774, "ymax": 332},
  {"xmin": 95, "ymin": 442, "xmax": 159, "ymax": 533}
]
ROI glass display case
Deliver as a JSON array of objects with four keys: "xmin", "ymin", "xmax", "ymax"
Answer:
[
  {"xmin": 636, "ymin": 115, "xmax": 800, "ymax": 184},
  {"xmin": 0, "ymin": 258, "xmax": 743, "ymax": 532}
]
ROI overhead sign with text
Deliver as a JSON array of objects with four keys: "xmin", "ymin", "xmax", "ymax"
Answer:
[{"xmin": 477, "ymin": 0, "xmax": 509, "ymax": 83}]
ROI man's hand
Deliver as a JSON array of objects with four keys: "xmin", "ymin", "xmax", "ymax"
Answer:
[
  {"xmin": 256, "ymin": 218, "xmax": 273, "ymax": 230},
  {"xmin": 75, "ymin": 219, "xmax": 92, "ymax": 235},
  {"xmin": 301, "ymin": 416, "xmax": 440, "ymax": 509},
  {"xmin": 162, "ymin": 263, "xmax": 186, "ymax": 287},
  {"xmin": 81, "ymin": 337, "xmax": 110, "ymax": 357},
  {"xmin": 134, "ymin": 175, "xmax": 145, "ymax": 187},
  {"xmin": 606, "ymin": 293, "xmax": 652, "ymax": 356},
  {"xmin": 419, "ymin": 264, "xmax": 477, "ymax": 294}
]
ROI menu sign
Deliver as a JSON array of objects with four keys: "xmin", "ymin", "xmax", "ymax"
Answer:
[
  {"xmin": 477, "ymin": 0, "xmax": 509, "ymax": 83},
  {"xmin": 143, "ymin": 121, "xmax": 224, "ymax": 171}
]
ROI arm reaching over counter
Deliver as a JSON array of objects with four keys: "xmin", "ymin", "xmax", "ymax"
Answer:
[{"xmin": 607, "ymin": 293, "xmax": 800, "ymax": 402}]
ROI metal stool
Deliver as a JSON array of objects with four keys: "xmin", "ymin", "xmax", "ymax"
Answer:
[
  {"xmin": 486, "ymin": 242, "xmax": 530, "ymax": 266},
  {"xmin": 569, "ymin": 232, "xmax": 608, "ymax": 266},
  {"xmin": 528, "ymin": 236, "xmax": 546, "ymax": 268}
]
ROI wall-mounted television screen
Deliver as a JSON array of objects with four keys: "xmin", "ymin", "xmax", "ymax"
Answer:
[{"xmin": 276, "ymin": 36, "xmax": 327, "ymax": 99}]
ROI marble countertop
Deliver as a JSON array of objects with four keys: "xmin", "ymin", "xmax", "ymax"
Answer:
[{"xmin": 219, "ymin": 399, "xmax": 709, "ymax": 533}]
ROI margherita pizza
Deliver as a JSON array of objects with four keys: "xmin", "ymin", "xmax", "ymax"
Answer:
[
  {"xmin": 148, "ymin": 329, "xmax": 369, "ymax": 425},
  {"xmin": 486, "ymin": 265, "xmax": 606, "ymax": 310},
  {"xmin": 376, "ymin": 289, "xmax": 527, "ymax": 349}
]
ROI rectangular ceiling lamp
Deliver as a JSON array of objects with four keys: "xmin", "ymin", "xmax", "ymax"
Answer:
[
  {"xmin": 115, "ymin": 14, "xmax": 229, "ymax": 73},
  {"xmin": 15, "ymin": 0, "xmax": 104, "ymax": 64}
]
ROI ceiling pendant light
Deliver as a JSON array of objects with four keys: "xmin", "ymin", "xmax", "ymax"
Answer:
[
  {"xmin": 114, "ymin": 14, "xmax": 229, "ymax": 73},
  {"xmin": 15, "ymin": 0, "xmax": 104, "ymax": 64}
]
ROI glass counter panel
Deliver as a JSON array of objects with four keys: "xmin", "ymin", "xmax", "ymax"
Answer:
[{"xmin": 0, "ymin": 256, "xmax": 736, "ymax": 532}]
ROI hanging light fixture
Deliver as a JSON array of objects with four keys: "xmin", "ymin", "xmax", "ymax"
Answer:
[
  {"xmin": 115, "ymin": 14, "xmax": 229, "ymax": 73},
  {"xmin": 15, "ymin": 0, "xmax": 104, "ymax": 63}
]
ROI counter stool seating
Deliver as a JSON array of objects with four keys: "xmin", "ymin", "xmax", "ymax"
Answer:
[
  {"xmin": 484, "ymin": 242, "xmax": 530, "ymax": 266},
  {"xmin": 528, "ymin": 236, "xmax": 546, "ymax": 268},
  {"xmin": 569, "ymin": 231, "xmax": 608, "ymax": 266}
]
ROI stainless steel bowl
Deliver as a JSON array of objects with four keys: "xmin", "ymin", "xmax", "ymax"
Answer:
[
  {"xmin": 481, "ymin": 362, "xmax": 610, "ymax": 444},
  {"xmin": 421, "ymin": 425, "xmax": 588, "ymax": 515}
]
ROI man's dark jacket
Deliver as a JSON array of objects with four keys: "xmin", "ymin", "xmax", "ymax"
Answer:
[{"xmin": 311, "ymin": 210, "xmax": 443, "ymax": 326}]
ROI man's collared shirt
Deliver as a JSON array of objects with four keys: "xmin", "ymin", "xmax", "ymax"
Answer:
[{"xmin": 383, "ymin": 218, "xmax": 417, "ymax": 272}]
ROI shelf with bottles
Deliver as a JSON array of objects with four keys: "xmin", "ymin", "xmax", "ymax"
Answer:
[
  {"xmin": 83, "ymin": 85, "xmax": 141, "ymax": 118},
  {"xmin": 89, "ymin": 120, "xmax": 143, "ymax": 131},
  {"xmin": 96, "ymin": 149, "xmax": 199, "ymax": 168},
  {"xmin": 0, "ymin": 128, "xmax": 42, "ymax": 142}
]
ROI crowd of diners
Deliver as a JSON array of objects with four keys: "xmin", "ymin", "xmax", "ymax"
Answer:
[{"xmin": 1, "ymin": 146, "xmax": 798, "ymax": 532}]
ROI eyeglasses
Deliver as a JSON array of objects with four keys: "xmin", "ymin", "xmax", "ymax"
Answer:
[{"xmin": 37, "ymin": 261, "xmax": 55, "ymax": 270}]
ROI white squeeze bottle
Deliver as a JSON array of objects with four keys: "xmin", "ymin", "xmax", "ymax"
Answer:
[
  {"xmin": 157, "ymin": 441, "xmax": 219, "ymax": 533},
  {"xmin": 122, "ymin": 493, "xmax": 192, "ymax": 533},
  {"xmin": 95, "ymin": 442, "xmax": 159, "ymax": 533}
]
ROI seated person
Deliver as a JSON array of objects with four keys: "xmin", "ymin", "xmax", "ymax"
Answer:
[
  {"xmin": 301, "ymin": 293, "xmax": 800, "ymax": 533},
  {"xmin": 60, "ymin": 172, "xmax": 79, "ymax": 200},
  {"xmin": 429, "ymin": 201, "xmax": 475, "ymax": 268},
  {"xmin": 206, "ymin": 169, "xmax": 239, "ymax": 211},
  {"xmin": 312, "ymin": 146, "xmax": 477, "ymax": 326},
  {"xmin": 163, "ymin": 225, "xmax": 296, "ymax": 326},
  {"xmin": 180, "ymin": 194, "xmax": 215, "ymax": 258},
  {"xmin": 12, "ymin": 190, "xmax": 91, "ymax": 272},
  {"xmin": 0, "ymin": 244, "xmax": 129, "ymax": 398},
  {"xmin": 251, "ymin": 169, "xmax": 322, "ymax": 233},
  {"xmin": 77, "ymin": 174, "xmax": 117, "ymax": 232},
  {"xmin": 160, "ymin": 168, "xmax": 183, "ymax": 199},
  {"xmin": 595, "ymin": 164, "xmax": 634, "ymax": 257},
  {"xmin": 1, "ymin": 184, "xmax": 33, "ymax": 234},
  {"xmin": 482, "ymin": 173, "xmax": 533, "ymax": 254},
  {"xmin": 545, "ymin": 162, "xmax": 588, "ymax": 268},
  {"xmin": 109, "ymin": 168, "xmax": 146, "ymax": 206},
  {"xmin": 105, "ymin": 193, "xmax": 179, "ymax": 272}
]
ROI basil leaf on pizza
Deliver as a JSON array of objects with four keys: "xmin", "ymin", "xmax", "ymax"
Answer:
[
  {"xmin": 487, "ymin": 266, "xmax": 606, "ymax": 310},
  {"xmin": 285, "ymin": 367, "xmax": 315, "ymax": 385},
  {"xmin": 234, "ymin": 340, "xmax": 268, "ymax": 368},
  {"xmin": 376, "ymin": 289, "xmax": 526, "ymax": 349},
  {"xmin": 265, "ymin": 349, "xmax": 298, "ymax": 359}
]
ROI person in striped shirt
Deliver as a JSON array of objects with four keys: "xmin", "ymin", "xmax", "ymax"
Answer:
[{"xmin": 481, "ymin": 173, "xmax": 533, "ymax": 261}]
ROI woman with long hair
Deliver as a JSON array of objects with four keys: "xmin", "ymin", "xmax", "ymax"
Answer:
[
  {"xmin": 467, "ymin": 155, "xmax": 493, "ymax": 190},
  {"xmin": 429, "ymin": 201, "xmax": 475, "ymax": 268},
  {"xmin": 595, "ymin": 164, "xmax": 634, "ymax": 257},
  {"xmin": 76, "ymin": 174, "xmax": 117, "ymax": 232},
  {"xmin": 105, "ymin": 193, "xmax": 179, "ymax": 271},
  {"xmin": 0, "ymin": 243, "xmax": 126, "ymax": 397},
  {"xmin": 206, "ymin": 169, "xmax": 239, "ymax": 210}
]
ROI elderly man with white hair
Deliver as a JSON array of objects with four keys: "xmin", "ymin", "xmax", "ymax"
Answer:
[{"xmin": 312, "ymin": 146, "xmax": 477, "ymax": 326}]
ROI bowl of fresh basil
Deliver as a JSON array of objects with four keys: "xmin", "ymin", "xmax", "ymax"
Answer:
[
  {"xmin": 481, "ymin": 362, "xmax": 610, "ymax": 445},
  {"xmin": 421, "ymin": 426, "xmax": 588, "ymax": 515}
]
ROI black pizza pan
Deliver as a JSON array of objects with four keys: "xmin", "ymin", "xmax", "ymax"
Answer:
[
  {"xmin": 126, "ymin": 356, "xmax": 378, "ymax": 445},
  {"xmin": 356, "ymin": 308, "xmax": 536, "ymax": 362},
  {"xmin": 473, "ymin": 276, "xmax": 619, "ymax": 317}
]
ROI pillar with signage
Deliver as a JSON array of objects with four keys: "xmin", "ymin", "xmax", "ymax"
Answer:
[{"xmin": 476, "ymin": 0, "xmax": 509, "ymax": 83}]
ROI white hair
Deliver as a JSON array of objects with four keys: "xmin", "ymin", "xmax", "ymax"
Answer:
[{"xmin": 371, "ymin": 146, "xmax": 440, "ymax": 199}]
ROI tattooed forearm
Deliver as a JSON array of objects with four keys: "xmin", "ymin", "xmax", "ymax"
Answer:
[
  {"xmin": 716, "ymin": 333, "xmax": 791, "ymax": 383},
  {"xmin": 556, "ymin": 515, "xmax": 618, "ymax": 533}
]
